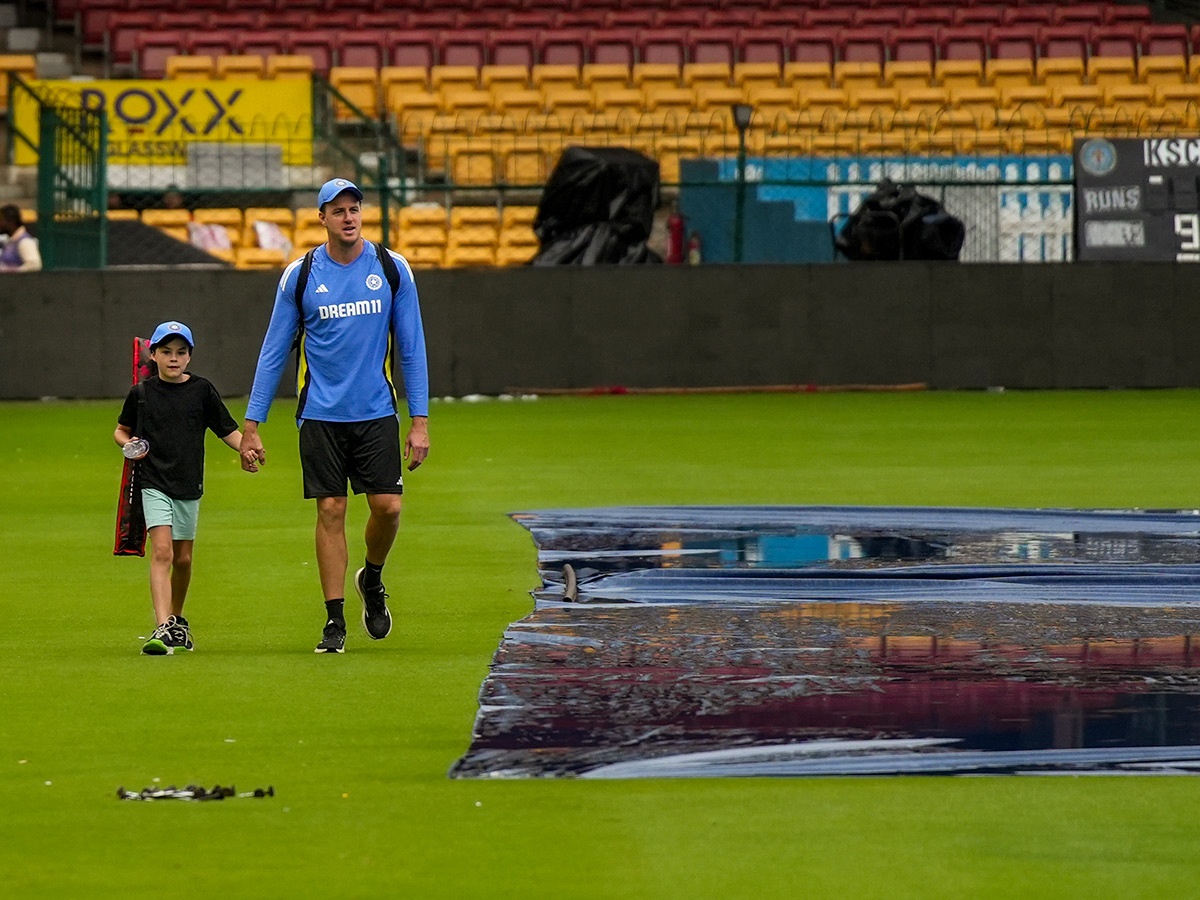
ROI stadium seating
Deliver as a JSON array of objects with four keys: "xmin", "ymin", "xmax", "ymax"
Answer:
[{"xmin": 0, "ymin": 55, "xmax": 37, "ymax": 113}]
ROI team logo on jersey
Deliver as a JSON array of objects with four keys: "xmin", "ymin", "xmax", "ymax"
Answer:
[{"xmin": 366, "ymin": 274, "xmax": 383, "ymax": 291}]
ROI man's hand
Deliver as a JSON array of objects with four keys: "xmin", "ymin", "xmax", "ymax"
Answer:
[
  {"xmin": 240, "ymin": 422, "xmax": 266, "ymax": 473},
  {"xmin": 404, "ymin": 416, "xmax": 430, "ymax": 471}
]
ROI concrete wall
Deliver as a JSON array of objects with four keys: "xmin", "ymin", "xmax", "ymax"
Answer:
[{"xmin": 1, "ymin": 262, "xmax": 1196, "ymax": 400}]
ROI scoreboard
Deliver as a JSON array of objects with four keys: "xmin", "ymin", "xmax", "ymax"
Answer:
[{"xmin": 1075, "ymin": 137, "xmax": 1200, "ymax": 262}]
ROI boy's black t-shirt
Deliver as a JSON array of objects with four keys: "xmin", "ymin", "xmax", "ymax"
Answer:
[{"xmin": 118, "ymin": 374, "xmax": 238, "ymax": 501}]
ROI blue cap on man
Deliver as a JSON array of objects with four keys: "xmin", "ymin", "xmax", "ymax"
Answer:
[
  {"xmin": 149, "ymin": 320, "xmax": 194, "ymax": 349},
  {"xmin": 317, "ymin": 178, "xmax": 364, "ymax": 210}
]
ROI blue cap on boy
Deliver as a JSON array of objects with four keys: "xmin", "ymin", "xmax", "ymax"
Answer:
[{"xmin": 149, "ymin": 321, "xmax": 194, "ymax": 349}]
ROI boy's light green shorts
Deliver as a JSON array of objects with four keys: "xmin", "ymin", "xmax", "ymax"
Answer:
[{"xmin": 141, "ymin": 488, "xmax": 200, "ymax": 540}]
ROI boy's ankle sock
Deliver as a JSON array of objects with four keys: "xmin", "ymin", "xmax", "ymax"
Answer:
[
  {"xmin": 362, "ymin": 560, "xmax": 384, "ymax": 590},
  {"xmin": 325, "ymin": 599, "xmax": 345, "ymax": 627}
]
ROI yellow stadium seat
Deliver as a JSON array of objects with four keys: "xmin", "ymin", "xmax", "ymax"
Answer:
[
  {"xmin": 1088, "ymin": 56, "xmax": 1137, "ymax": 89},
  {"xmin": 949, "ymin": 85, "xmax": 1000, "ymax": 126},
  {"xmin": 444, "ymin": 240, "xmax": 494, "ymax": 267},
  {"xmin": 1139, "ymin": 56, "xmax": 1186, "ymax": 88},
  {"xmin": 0, "ymin": 55, "xmax": 36, "ymax": 114},
  {"xmin": 481, "ymin": 65, "xmax": 529, "ymax": 100},
  {"xmin": 243, "ymin": 208, "xmax": 294, "ymax": 247},
  {"xmin": 105, "ymin": 209, "xmax": 140, "ymax": 221},
  {"xmin": 389, "ymin": 91, "xmax": 440, "ymax": 140},
  {"xmin": 893, "ymin": 86, "xmax": 950, "ymax": 128},
  {"xmin": 193, "ymin": 208, "xmax": 244, "ymax": 247},
  {"xmin": 851, "ymin": 87, "xmax": 899, "ymax": 127},
  {"xmin": 501, "ymin": 206, "xmax": 537, "ymax": 228},
  {"xmin": 544, "ymin": 88, "xmax": 594, "ymax": 118},
  {"xmin": 832, "ymin": 61, "xmax": 882, "ymax": 96},
  {"xmin": 782, "ymin": 62, "xmax": 832, "ymax": 93},
  {"xmin": 682, "ymin": 63, "xmax": 731, "ymax": 93},
  {"xmin": 143, "ymin": 208, "xmax": 191, "ymax": 243},
  {"xmin": 800, "ymin": 88, "xmax": 850, "ymax": 125},
  {"xmin": 1010, "ymin": 129, "xmax": 1072, "ymax": 154},
  {"xmin": 440, "ymin": 88, "xmax": 492, "ymax": 119},
  {"xmin": 1104, "ymin": 84, "xmax": 1154, "ymax": 108},
  {"xmin": 985, "ymin": 58, "xmax": 1035, "ymax": 90},
  {"xmin": 235, "ymin": 247, "xmax": 287, "ymax": 270},
  {"xmin": 266, "ymin": 56, "xmax": 314, "ymax": 80},
  {"xmin": 1051, "ymin": 84, "xmax": 1105, "ymax": 109},
  {"xmin": 450, "ymin": 206, "xmax": 501, "ymax": 232},
  {"xmin": 643, "ymin": 87, "xmax": 695, "ymax": 117},
  {"xmin": 331, "ymin": 67, "xmax": 380, "ymax": 118},
  {"xmin": 399, "ymin": 205, "xmax": 447, "ymax": 235},
  {"xmin": 934, "ymin": 59, "xmax": 983, "ymax": 92},
  {"xmin": 166, "ymin": 55, "xmax": 214, "ymax": 80},
  {"xmin": 883, "ymin": 61, "xmax": 932, "ymax": 93},
  {"xmin": 1000, "ymin": 86, "xmax": 1052, "ymax": 127},
  {"xmin": 1036, "ymin": 57, "xmax": 1085, "ymax": 90},
  {"xmin": 295, "ymin": 209, "xmax": 323, "ymax": 231},
  {"xmin": 582, "ymin": 63, "xmax": 631, "ymax": 94},
  {"xmin": 746, "ymin": 86, "xmax": 800, "ymax": 123},
  {"xmin": 431, "ymin": 65, "xmax": 479, "ymax": 96},
  {"xmin": 216, "ymin": 55, "xmax": 264, "ymax": 80},
  {"xmin": 694, "ymin": 85, "xmax": 744, "ymax": 113},
  {"xmin": 494, "ymin": 88, "xmax": 544, "ymax": 122},
  {"xmin": 531, "ymin": 64, "xmax": 581, "ymax": 101},
  {"xmin": 448, "ymin": 141, "xmax": 499, "ymax": 187},
  {"xmin": 592, "ymin": 86, "xmax": 643, "ymax": 119},
  {"xmin": 293, "ymin": 226, "xmax": 328, "ymax": 248},
  {"xmin": 496, "ymin": 242, "xmax": 538, "ymax": 266},
  {"xmin": 762, "ymin": 132, "xmax": 816, "ymax": 157},
  {"xmin": 382, "ymin": 66, "xmax": 428, "ymax": 98},
  {"xmin": 734, "ymin": 62, "xmax": 781, "ymax": 94},
  {"xmin": 1155, "ymin": 84, "xmax": 1200, "ymax": 126},
  {"xmin": 503, "ymin": 137, "xmax": 556, "ymax": 185},
  {"xmin": 632, "ymin": 63, "xmax": 681, "ymax": 94},
  {"xmin": 402, "ymin": 245, "xmax": 444, "ymax": 267}
]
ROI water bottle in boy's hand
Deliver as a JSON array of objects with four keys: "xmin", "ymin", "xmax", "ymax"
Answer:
[{"xmin": 122, "ymin": 438, "xmax": 149, "ymax": 460}]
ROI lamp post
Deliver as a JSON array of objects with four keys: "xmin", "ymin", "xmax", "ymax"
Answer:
[{"xmin": 732, "ymin": 103, "xmax": 753, "ymax": 263}]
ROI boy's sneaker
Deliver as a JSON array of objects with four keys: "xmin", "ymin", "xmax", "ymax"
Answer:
[
  {"xmin": 315, "ymin": 619, "xmax": 346, "ymax": 654},
  {"xmin": 142, "ymin": 622, "xmax": 173, "ymax": 656},
  {"xmin": 354, "ymin": 567, "xmax": 392, "ymax": 640},
  {"xmin": 165, "ymin": 615, "xmax": 193, "ymax": 652}
]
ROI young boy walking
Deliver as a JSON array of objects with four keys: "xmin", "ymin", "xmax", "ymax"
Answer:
[{"xmin": 114, "ymin": 321, "xmax": 250, "ymax": 655}]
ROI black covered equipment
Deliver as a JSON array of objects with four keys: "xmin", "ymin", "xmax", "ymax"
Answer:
[
  {"xmin": 836, "ymin": 178, "xmax": 965, "ymax": 261},
  {"xmin": 532, "ymin": 146, "xmax": 663, "ymax": 265}
]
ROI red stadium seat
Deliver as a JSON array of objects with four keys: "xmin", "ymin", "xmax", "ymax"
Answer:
[
  {"xmin": 840, "ymin": 27, "xmax": 888, "ymax": 66},
  {"xmin": 540, "ymin": 28, "xmax": 591, "ymax": 67},
  {"xmin": 1002, "ymin": 7, "xmax": 1053, "ymax": 27},
  {"xmin": 388, "ymin": 30, "xmax": 438, "ymax": 69},
  {"xmin": 505, "ymin": 11, "xmax": 557, "ymax": 30},
  {"xmin": 751, "ymin": 11, "xmax": 804, "ymax": 29},
  {"xmin": 688, "ymin": 28, "xmax": 739, "ymax": 66},
  {"xmin": 356, "ymin": 12, "xmax": 407, "ymax": 30},
  {"xmin": 287, "ymin": 32, "xmax": 334, "ymax": 77},
  {"xmin": 79, "ymin": 0, "xmax": 124, "ymax": 51},
  {"xmin": 108, "ymin": 12, "xmax": 157, "ymax": 67},
  {"xmin": 792, "ymin": 27, "xmax": 839, "ymax": 65},
  {"xmin": 803, "ymin": 8, "xmax": 855, "ymax": 29},
  {"xmin": 206, "ymin": 12, "xmax": 260, "ymax": 32},
  {"xmin": 853, "ymin": 8, "xmax": 905, "ymax": 28},
  {"xmin": 905, "ymin": 8, "xmax": 954, "ymax": 29},
  {"xmin": 407, "ymin": 11, "xmax": 458, "ymax": 31},
  {"xmin": 953, "ymin": 7, "xmax": 1003, "ymax": 28},
  {"xmin": 890, "ymin": 27, "xmax": 939, "ymax": 66},
  {"xmin": 135, "ymin": 31, "xmax": 186, "ymax": 79},
  {"xmin": 940, "ymin": 26, "xmax": 989, "ymax": 63},
  {"xmin": 555, "ymin": 11, "xmax": 607, "ymax": 29},
  {"xmin": 185, "ymin": 30, "xmax": 236, "ymax": 60},
  {"xmin": 487, "ymin": 30, "xmax": 537, "ymax": 68},
  {"xmin": 158, "ymin": 12, "xmax": 206, "ymax": 32},
  {"xmin": 1090, "ymin": 25, "xmax": 1140, "ymax": 58},
  {"xmin": 477, "ymin": 0, "xmax": 522, "ymax": 11},
  {"xmin": 989, "ymin": 25, "xmax": 1039, "ymax": 60},
  {"xmin": 703, "ymin": 9, "xmax": 757, "ymax": 29},
  {"xmin": 654, "ymin": 9, "xmax": 707, "ymax": 29},
  {"xmin": 1105, "ymin": 4, "xmax": 1152, "ymax": 26},
  {"xmin": 336, "ymin": 31, "xmax": 387, "ymax": 69},
  {"xmin": 586, "ymin": 29, "xmax": 636, "ymax": 67},
  {"xmin": 439, "ymin": 29, "xmax": 488, "ymax": 68},
  {"xmin": 739, "ymin": 28, "xmax": 790, "ymax": 67},
  {"xmin": 600, "ymin": 9, "xmax": 652, "ymax": 28},
  {"xmin": 1054, "ymin": 4, "xmax": 1107, "ymax": 26},
  {"xmin": 638, "ymin": 28, "xmax": 688, "ymax": 66},
  {"xmin": 237, "ymin": 30, "xmax": 289, "ymax": 62},
  {"xmin": 1139, "ymin": 24, "xmax": 1189, "ymax": 59}
]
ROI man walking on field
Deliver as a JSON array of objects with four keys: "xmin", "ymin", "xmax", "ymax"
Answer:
[{"xmin": 240, "ymin": 178, "xmax": 430, "ymax": 653}]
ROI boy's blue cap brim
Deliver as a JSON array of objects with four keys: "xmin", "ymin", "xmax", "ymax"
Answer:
[
  {"xmin": 318, "ymin": 178, "xmax": 364, "ymax": 209},
  {"xmin": 149, "ymin": 321, "xmax": 194, "ymax": 349}
]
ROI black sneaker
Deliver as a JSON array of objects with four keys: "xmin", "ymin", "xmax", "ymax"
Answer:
[
  {"xmin": 164, "ymin": 615, "xmax": 193, "ymax": 652},
  {"xmin": 315, "ymin": 619, "xmax": 346, "ymax": 654},
  {"xmin": 354, "ymin": 568, "xmax": 392, "ymax": 640},
  {"xmin": 142, "ymin": 622, "xmax": 173, "ymax": 655}
]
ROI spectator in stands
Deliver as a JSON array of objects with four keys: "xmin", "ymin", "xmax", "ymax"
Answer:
[
  {"xmin": 162, "ymin": 185, "xmax": 187, "ymax": 211},
  {"xmin": 239, "ymin": 178, "xmax": 430, "ymax": 655},
  {"xmin": 0, "ymin": 206, "xmax": 42, "ymax": 272}
]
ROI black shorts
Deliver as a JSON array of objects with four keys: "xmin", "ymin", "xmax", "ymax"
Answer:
[{"xmin": 298, "ymin": 416, "xmax": 404, "ymax": 499}]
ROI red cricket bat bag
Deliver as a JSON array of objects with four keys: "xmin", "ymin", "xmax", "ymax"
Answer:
[{"xmin": 113, "ymin": 337, "xmax": 151, "ymax": 556}]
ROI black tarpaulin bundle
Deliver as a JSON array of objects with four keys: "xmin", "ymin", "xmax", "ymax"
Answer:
[
  {"xmin": 835, "ymin": 178, "xmax": 965, "ymax": 261},
  {"xmin": 532, "ymin": 146, "xmax": 663, "ymax": 265}
]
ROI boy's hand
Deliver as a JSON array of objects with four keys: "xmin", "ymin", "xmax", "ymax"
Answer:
[
  {"xmin": 240, "ymin": 427, "xmax": 265, "ymax": 473},
  {"xmin": 122, "ymin": 438, "xmax": 148, "ymax": 460},
  {"xmin": 404, "ymin": 417, "xmax": 429, "ymax": 471}
]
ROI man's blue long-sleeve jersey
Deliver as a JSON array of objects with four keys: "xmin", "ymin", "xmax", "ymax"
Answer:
[{"xmin": 245, "ymin": 243, "xmax": 429, "ymax": 424}]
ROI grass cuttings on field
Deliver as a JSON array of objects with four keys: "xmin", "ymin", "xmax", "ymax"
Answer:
[{"xmin": 2, "ymin": 391, "xmax": 1200, "ymax": 899}]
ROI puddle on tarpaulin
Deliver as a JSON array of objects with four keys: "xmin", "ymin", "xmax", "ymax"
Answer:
[{"xmin": 450, "ymin": 507, "xmax": 1200, "ymax": 778}]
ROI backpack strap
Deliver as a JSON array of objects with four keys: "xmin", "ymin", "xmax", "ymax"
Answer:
[
  {"xmin": 134, "ymin": 380, "xmax": 147, "ymax": 438},
  {"xmin": 290, "ymin": 248, "xmax": 317, "ymax": 353},
  {"xmin": 373, "ymin": 241, "xmax": 400, "ymax": 300}
]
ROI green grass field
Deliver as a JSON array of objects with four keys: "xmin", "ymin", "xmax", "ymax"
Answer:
[{"xmin": 4, "ymin": 390, "xmax": 1200, "ymax": 899}]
